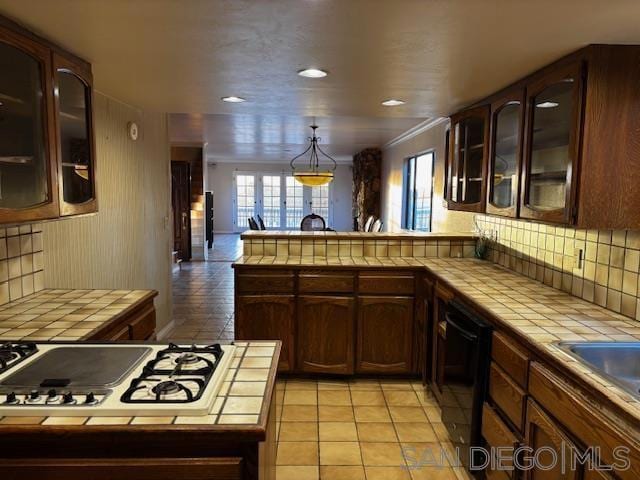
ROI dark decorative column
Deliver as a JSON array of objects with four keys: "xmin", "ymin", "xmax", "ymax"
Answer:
[{"xmin": 352, "ymin": 148, "xmax": 382, "ymax": 231}]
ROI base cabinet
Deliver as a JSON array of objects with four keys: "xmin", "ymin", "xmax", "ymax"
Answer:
[
  {"xmin": 235, "ymin": 295, "xmax": 294, "ymax": 372},
  {"xmin": 297, "ymin": 296, "xmax": 354, "ymax": 374},
  {"xmin": 88, "ymin": 296, "xmax": 156, "ymax": 341},
  {"xmin": 356, "ymin": 296, "xmax": 413, "ymax": 374}
]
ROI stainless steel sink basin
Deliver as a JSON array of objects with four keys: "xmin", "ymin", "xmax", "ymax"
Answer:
[{"xmin": 557, "ymin": 342, "xmax": 640, "ymax": 398}]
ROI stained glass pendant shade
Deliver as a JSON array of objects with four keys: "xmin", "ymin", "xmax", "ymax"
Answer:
[{"xmin": 290, "ymin": 125, "xmax": 337, "ymax": 186}]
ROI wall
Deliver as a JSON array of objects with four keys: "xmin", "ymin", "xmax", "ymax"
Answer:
[
  {"xmin": 207, "ymin": 162, "xmax": 353, "ymax": 232},
  {"xmin": 477, "ymin": 215, "xmax": 640, "ymax": 321},
  {"xmin": 43, "ymin": 93, "xmax": 173, "ymax": 330},
  {"xmin": 381, "ymin": 120, "xmax": 474, "ymax": 233}
]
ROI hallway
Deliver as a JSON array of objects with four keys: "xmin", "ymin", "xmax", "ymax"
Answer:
[{"xmin": 165, "ymin": 234, "xmax": 242, "ymax": 342}]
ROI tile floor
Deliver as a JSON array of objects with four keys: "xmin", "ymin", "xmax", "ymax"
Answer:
[{"xmin": 167, "ymin": 234, "xmax": 470, "ymax": 480}]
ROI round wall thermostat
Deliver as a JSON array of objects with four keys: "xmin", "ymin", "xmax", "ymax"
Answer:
[{"xmin": 127, "ymin": 122, "xmax": 139, "ymax": 141}]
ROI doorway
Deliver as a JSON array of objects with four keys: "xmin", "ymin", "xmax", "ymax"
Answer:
[{"xmin": 171, "ymin": 161, "xmax": 191, "ymax": 261}]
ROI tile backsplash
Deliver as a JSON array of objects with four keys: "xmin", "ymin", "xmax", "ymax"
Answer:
[
  {"xmin": 476, "ymin": 215, "xmax": 640, "ymax": 320},
  {"xmin": 0, "ymin": 223, "xmax": 45, "ymax": 305}
]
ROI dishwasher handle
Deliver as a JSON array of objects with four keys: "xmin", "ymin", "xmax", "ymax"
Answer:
[{"xmin": 444, "ymin": 312, "xmax": 478, "ymax": 343}]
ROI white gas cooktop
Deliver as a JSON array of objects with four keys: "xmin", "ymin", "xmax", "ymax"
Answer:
[{"xmin": 0, "ymin": 342, "xmax": 235, "ymax": 417}]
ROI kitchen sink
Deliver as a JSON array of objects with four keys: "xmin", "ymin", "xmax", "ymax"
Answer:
[{"xmin": 557, "ymin": 342, "xmax": 640, "ymax": 399}]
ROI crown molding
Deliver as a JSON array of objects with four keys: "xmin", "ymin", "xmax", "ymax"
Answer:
[
  {"xmin": 206, "ymin": 155, "xmax": 353, "ymax": 165},
  {"xmin": 383, "ymin": 117, "xmax": 449, "ymax": 150}
]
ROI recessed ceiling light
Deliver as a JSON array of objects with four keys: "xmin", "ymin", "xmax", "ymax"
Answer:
[
  {"xmin": 297, "ymin": 68, "xmax": 328, "ymax": 78},
  {"xmin": 221, "ymin": 96, "xmax": 246, "ymax": 103},
  {"xmin": 536, "ymin": 101, "xmax": 559, "ymax": 108},
  {"xmin": 382, "ymin": 99, "xmax": 405, "ymax": 107}
]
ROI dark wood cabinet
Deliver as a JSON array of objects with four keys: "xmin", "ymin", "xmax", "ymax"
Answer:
[
  {"xmin": 446, "ymin": 105, "xmax": 490, "ymax": 213},
  {"xmin": 520, "ymin": 61, "xmax": 584, "ymax": 225},
  {"xmin": 356, "ymin": 296, "xmax": 413, "ymax": 374},
  {"xmin": 0, "ymin": 16, "xmax": 96, "ymax": 224},
  {"xmin": 297, "ymin": 295, "xmax": 354, "ymax": 374},
  {"xmin": 235, "ymin": 295, "xmax": 295, "ymax": 372},
  {"xmin": 487, "ymin": 89, "xmax": 525, "ymax": 218}
]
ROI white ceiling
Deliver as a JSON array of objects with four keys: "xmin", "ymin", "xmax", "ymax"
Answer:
[{"xmin": 3, "ymin": 0, "xmax": 640, "ymax": 161}]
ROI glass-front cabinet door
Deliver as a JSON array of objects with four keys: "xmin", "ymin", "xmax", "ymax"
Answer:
[
  {"xmin": 520, "ymin": 62, "xmax": 583, "ymax": 224},
  {"xmin": 0, "ymin": 27, "xmax": 59, "ymax": 222},
  {"xmin": 53, "ymin": 53, "xmax": 97, "ymax": 216},
  {"xmin": 486, "ymin": 91, "xmax": 524, "ymax": 217},
  {"xmin": 446, "ymin": 105, "xmax": 489, "ymax": 212}
]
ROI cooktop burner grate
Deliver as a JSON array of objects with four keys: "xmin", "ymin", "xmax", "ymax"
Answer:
[{"xmin": 0, "ymin": 342, "xmax": 38, "ymax": 374}]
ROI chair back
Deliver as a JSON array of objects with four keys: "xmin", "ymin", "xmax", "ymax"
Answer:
[
  {"xmin": 371, "ymin": 219, "xmax": 383, "ymax": 232},
  {"xmin": 248, "ymin": 217, "xmax": 259, "ymax": 230},
  {"xmin": 256, "ymin": 215, "xmax": 266, "ymax": 230},
  {"xmin": 363, "ymin": 215, "xmax": 375, "ymax": 232},
  {"xmin": 300, "ymin": 213, "xmax": 326, "ymax": 231}
]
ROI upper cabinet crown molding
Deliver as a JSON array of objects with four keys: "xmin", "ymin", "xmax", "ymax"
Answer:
[
  {"xmin": 447, "ymin": 44, "xmax": 640, "ymax": 229},
  {"xmin": 0, "ymin": 15, "xmax": 96, "ymax": 224}
]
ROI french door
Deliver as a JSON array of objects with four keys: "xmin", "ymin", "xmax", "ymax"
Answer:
[{"xmin": 233, "ymin": 172, "xmax": 332, "ymax": 231}]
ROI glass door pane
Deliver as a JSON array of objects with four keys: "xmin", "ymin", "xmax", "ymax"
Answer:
[
  {"xmin": 310, "ymin": 184, "xmax": 329, "ymax": 222},
  {"xmin": 261, "ymin": 175, "xmax": 281, "ymax": 228},
  {"xmin": 0, "ymin": 42, "xmax": 49, "ymax": 209},
  {"xmin": 527, "ymin": 81, "xmax": 574, "ymax": 211},
  {"xmin": 57, "ymin": 70, "xmax": 93, "ymax": 204},
  {"xmin": 285, "ymin": 176, "xmax": 304, "ymax": 229},
  {"xmin": 235, "ymin": 174, "xmax": 255, "ymax": 229},
  {"xmin": 490, "ymin": 102, "xmax": 521, "ymax": 209},
  {"xmin": 414, "ymin": 152, "xmax": 434, "ymax": 231}
]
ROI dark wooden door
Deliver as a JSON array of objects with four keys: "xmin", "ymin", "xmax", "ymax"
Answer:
[
  {"xmin": 524, "ymin": 399, "xmax": 582, "ymax": 480},
  {"xmin": 297, "ymin": 295, "xmax": 354, "ymax": 375},
  {"xmin": 171, "ymin": 161, "xmax": 191, "ymax": 261},
  {"xmin": 356, "ymin": 296, "xmax": 413, "ymax": 374},
  {"xmin": 235, "ymin": 295, "xmax": 295, "ymax": 372}
]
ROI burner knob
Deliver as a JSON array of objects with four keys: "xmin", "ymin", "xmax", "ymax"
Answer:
[
  {"xmin": 47, "ymin": 389, "xmax": 57, "ymax": 398},
  {"xmin": 5, "ymin": 392, "xmax": 18, "ymax": 404},
  {"xmin": 85, "ymin": 392, "xmax": 98, "ymax": 405},
  {"xmin": 29, "ymin": 390, "xmax": 40, "ymax": 400},
  {"xmin": 62, "ymin": 392, "xmax": 76, "ymax": 405}
]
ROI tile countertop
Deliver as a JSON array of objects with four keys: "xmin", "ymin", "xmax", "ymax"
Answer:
[
  {"xmin": 0, "ymin": 341, "xmax": 279, "ymax": 431},
  {"xmin": 240, "ymin": 230, "xmax": 476, "ymax": 240},
  {"xmin": 0, "ymin": 289, "xmax": 156, "ymax": 341},
  {"xmin": 235, "ymin": 255, "xmax": 640, "ymax": 427}
]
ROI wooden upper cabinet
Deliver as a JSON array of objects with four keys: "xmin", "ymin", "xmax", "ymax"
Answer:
[
  {"xmin": 53, "ymin": 53, "xmax": 97, "ymax": 216},
  {"xmin": 0, "ymin": 25, "xmax": 59, "ymax": 223},
  {"xmin": 487, "ymin": 90, "xmax": 525, "ymax": 218},
  {"xmin": 446, "ymin": 105, "xmax": 490, "ymax": 213},
  {"xmin": 356, "ymin": 296, "xmax": 413, "ymax": 374},
  {"xmin": 520, "ymin": 61, "xmax": 584, "ymax": 224},
  {"xmin": 297, "ymin": 295, "xmax": 354, "ymax": 375}
]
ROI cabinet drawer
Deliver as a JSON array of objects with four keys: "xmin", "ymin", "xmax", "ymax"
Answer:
[
  {"xmin": 236, "ymin": 271, "xmax": 295, "ymax": 293},
  {"xmin": 489, "ymin": 363, "xmax": 526, "ymax": 432},
  {"xmin": 129, "ymin": 307, "xmax": 155, "ymax": 340},
  {"xmin": 491, "ymin": 332, "xmax": 529, "ymax": 388},
  {"xmin": 299, "ymin": 271, "xmax": 354, "ymax": 293},
  {"xmin": 482, "ymin": 403, "xmax": 519, "ymax": 479},
  {"xmin": 358, "ymin": 271, "xmax": 414, "ymax": 295}
]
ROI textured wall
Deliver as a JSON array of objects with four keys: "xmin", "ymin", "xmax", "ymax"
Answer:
[
  {"xmin": 381, "ymin": 121, "xmax": 475, "ymax": 233},
  {"xmin": 42, "ymin": 93, "xmax": 173, "ymax": 330},
  {"xmin": 352, "ymin": 148, "xmax": 381, "ymax": 231}
]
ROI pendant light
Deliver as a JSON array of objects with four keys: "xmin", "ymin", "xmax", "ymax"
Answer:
[{"xmin": 290, "ymin": 125, "xmax": 337, "ymax": 186}]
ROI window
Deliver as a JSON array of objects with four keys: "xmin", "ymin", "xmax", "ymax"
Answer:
[
  {"xmin": 310, "ymin": 184, "xmax": 329, "ymax": 220},
  {"xmin": 261, "ymin": 175, "xmax": 281, "ymax": 227},
  {"xmin": 235, "ymin": 174, "xmax": 255, "ymax": 228},
  {"xmin": 285, "ymin": 176, "xmax": 304, "ymax": 228},
  {"xmin": 403, "ymin": 152, "xmax": 434, "ymax": 231}
]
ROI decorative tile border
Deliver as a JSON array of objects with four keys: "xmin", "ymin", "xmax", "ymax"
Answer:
[{"xmin": 476, "ymin": 215, "xmax": 640, "ymax": 320}]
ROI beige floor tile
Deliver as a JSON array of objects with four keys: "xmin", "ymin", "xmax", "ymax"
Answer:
[
  {"xmin": 384, "ymin": 390, "xmax": 421, "ymax": 406},
  {"xmin": 351, "ymin": 390, "xmax": 386, "ymax": 406},
  {"xmin": 349, "ymin": 379, "xmax": 381, "ymax": 390},
  {"xmin": 415, "ymin": 389, "xmax": 438, "ymax": 407},
  {"xmin": 357, "ymin": 422, "xmax": 398, "ymax": 442},
  {"xmin": 389, "ymin": 406, "xmax": 428, "ymax": 422},
  {"xmin": 279, "ymin": 422, "xmax": 318, "ymax": 441},
  {"xmin": 281, "ymin": 405, "xmax": 318, "ymax": 422},
  {"xmin": 409, "ymin": 466, "xmax": 458, "ymax": 480},
  {"xmin": 424, "ymin": 406, "xmax": 443, "ymax": 422},
  {"xmin": 361, "ymin": 442, "xmax": 406, "ymax": 466},
  {"xmin": 365, "ymin": 466, "xmax": 412, "ymax": 480},
  {"xmin": 284, "ymin": 390, "xmax": 318, "ymax": 405},
  {"xmin": 320, "ymin": 465, "xmax": 365, "ymax": 480},
  {"xmin": 319, "ymin": 405, "xmax": 354, "ymax": 422},
  {"xmin": 431, "ymin": 423, "xmax": 450, "ymax": 442},
  {"xmin": 401, "ymin": 442, "xmax": 451, "ymax": 468},
  {"xmin": 317, "ymin": 380, "xmax": 350, "ymax": 390},
  {"xmin": 277, "ymin": 441, "xmax": 319, "ymax": 466},
  {"xmin": 380, "ymin": 381, "xmax": 414, "ymax": 391},
  {"xmin": 354, "ymin": 406, "xmax": 392, "ymax": 422},
  {"xmin": 286, "ymin": 379, "xmax": 318, "ymax": 390},
  {"xmin": 276, "ymin": 466, "xmax": 319, "ymax": 480},
  {"xmin": 318, "ymin": 390, "xmax": 351, "ymax": 406},
  {"xmin": 319, "ymin": 441, "xmax": 362, "ymax": 465},
  {"xmin": 394, "ymin": 422, "xmax": 438, "ymax": 442},
  {"xmin": 319, "ymin": 421, "xmax": 358, "ymax": 441}
]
